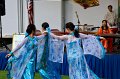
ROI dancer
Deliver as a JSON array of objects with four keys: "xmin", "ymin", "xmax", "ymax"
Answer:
[
  {"xmin": 6, "ymin": 24, "xmax": 47, "ymax": 79},
  {"xmin": 48, "ymin": 22, "xmax": 105, "ymax": 79},
  {"xmin": 40, "ymin": 22, "xmax": 63, "ymax": 79}
]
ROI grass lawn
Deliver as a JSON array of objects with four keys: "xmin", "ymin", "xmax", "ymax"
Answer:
[{"xmin": 0, "ymin": 71, "xmax": 69, "ymax": 79}]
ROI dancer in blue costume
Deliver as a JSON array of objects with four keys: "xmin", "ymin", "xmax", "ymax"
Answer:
[
  {"xmin": 6, "ymin": 24, "xmax": 48, "ymax": 79},
  {"xmin": 40, "ymin": 22, "xmax": 62, "ymax": 79},
  {"xmin": 49, "ymin": 22, "xmax": 105, "ymax": 79},
  {"xmin": 39, "ymin": 22, "xmax": 49, "ymax": 70}
]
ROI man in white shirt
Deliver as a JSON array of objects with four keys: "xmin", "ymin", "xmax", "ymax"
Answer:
[{"xmin": 105, "ymin": 5, "xmax": 117, "ymax": 27}]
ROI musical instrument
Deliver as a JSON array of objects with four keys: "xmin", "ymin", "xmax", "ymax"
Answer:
[{"xmin": 110, "ymin": 26, "xmax": 118, "ymax": 34}]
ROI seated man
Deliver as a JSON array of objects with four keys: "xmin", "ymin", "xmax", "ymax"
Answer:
[{"xmin": 97, "ymin": 20, "xmax": 113, "ymax": 53}]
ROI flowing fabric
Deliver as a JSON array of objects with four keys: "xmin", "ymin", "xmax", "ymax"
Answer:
[
  {"xmin": 6, "ymin": 32, "xmax": 105, "ymax": 79},
  {"xmin": 66, "ymin": 36, "xmax": 99, "ymax": 79},
  {"xmin": 48, "ymin": 35, "xmax": 65, "ymax": 63},
  {"xmin": 37, "ymin": 34, "xmax": 63, "ymax": 79},
  {"xmin": 42, "ymin": 35, "xmax": 64, "ymax": 79},
  {"xmin": 7, "ymin": 36, "xmax": 45, "ymax": 79},
  {"xmin": 46, "ymin": 60, "xmax": 61, "ymax": 79},
  {"xmin": 36, "ymin": 36, "xmax": 47, "ymax": 70},
  {"xmin": 37, "ymin": 35, "xmax": 51, "ymax": 79},
  {"xmin": 49, "ymin": 33, "xmax": 105, "ymax": 79},
  {"xmin": 82, "ymin": 36, "xmax": 105, "ymax": 59}
]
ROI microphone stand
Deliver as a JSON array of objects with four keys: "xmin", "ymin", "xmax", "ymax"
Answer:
[
  {"xmin": 75, "ymin": 11, "xmax": 80, "ymax": 31},
  {"xmin": 77, "ymin": 17, "xmax": 80, "ymax": 31}
]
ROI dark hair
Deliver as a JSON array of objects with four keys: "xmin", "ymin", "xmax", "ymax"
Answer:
[
  {"xmin": 101, "ymin": 20, "xmax": 108, "ymax": 30},
  {"xmin": 42, "ymin": 22, "xmax": 49, "ymax": 30},
  {"xmin": 66, "ymin": 22, "xmax": 79, "ymax": 38},
  {"xmin": 26, "ymin": 24, "xmax": 36, "ymax": 36},
  {"xmin": 108, "ymin": 5, "xmax": 112, "ymax": 8}
]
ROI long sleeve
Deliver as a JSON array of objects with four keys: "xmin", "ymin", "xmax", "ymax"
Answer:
[
  {"xmin": 11, "ymin": 37, "xmax": 28, "ymax": 53},
  {"xmin": 36, "ymin": 35, "xmax": 45, "ymax": 40},
  {"xmin": 108, "ymin": 28, "xmax": 113, "ymax": 34},
  {"xmin": 50, "ymin": 33, "xmax": 68, "ymax": 40},
  {"xmin": 104, "ymin": 13, "xmax": 108, "ymax": 20},
  {"xmin": 96, "ymin": 27, "xmax": 102, "ymax": 35},
  {"xmin": 79, "ymin": 33, "xmax": 95, "ymax": 39},
  {"xmin": 104, "ymin": 11, "xmax": 116, "ymax": 25},
  {"xmin": 49, "ymin": 33, "xmax": 65, "ymax": 63}
]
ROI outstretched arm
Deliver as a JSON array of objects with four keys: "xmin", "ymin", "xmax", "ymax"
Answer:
[
  {"xmin": 6, "ymin": 37, "xmax": 28, "ymax": 57},
  {"xmin": 12, "ymin": 37, "xmax": 28, "ymax": 53},
  {"xmin": 79, "ymin": 33, "xmax": 95, "ymax": 39},
  {"xmin": 80, "ymin": 33, "xmax": 105, "ymax": 40},
  {"xmin": 36, "ymin": 34, "xmax": 45, "ymax": 40},
  {"xmin": 50, "ymin": 33, "xmax": 68, "ymax": 40}
]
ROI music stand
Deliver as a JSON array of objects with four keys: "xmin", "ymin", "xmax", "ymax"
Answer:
[{"xmin": 0, "ymin": 16, "xmax": 11, "ymax": 51}]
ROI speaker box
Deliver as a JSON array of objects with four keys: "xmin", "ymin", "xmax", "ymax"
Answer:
[{"xmin": 0, "ymin": 0, "xmax": 5, "ymax": 16}]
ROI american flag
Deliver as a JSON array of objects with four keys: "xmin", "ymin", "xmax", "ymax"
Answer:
[{"xmin": 27, "ymin": 0, "xmax": 34, "ymax": 24}]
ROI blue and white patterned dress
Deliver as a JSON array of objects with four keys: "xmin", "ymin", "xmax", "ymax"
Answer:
[
  {"xmin": 7, "ymin": 35, "xmax": 46, "ymax": 79},
  {"xmin": 47, "ymin": 35, "xmax": 65, "ymax": 79},
  {"xmin": 49, "ymin": 33, "xmax": 105, "ymax": 79},
  {"xmin": 66, "ymin": 37, "xmax": 99, "ymax": 79}
]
